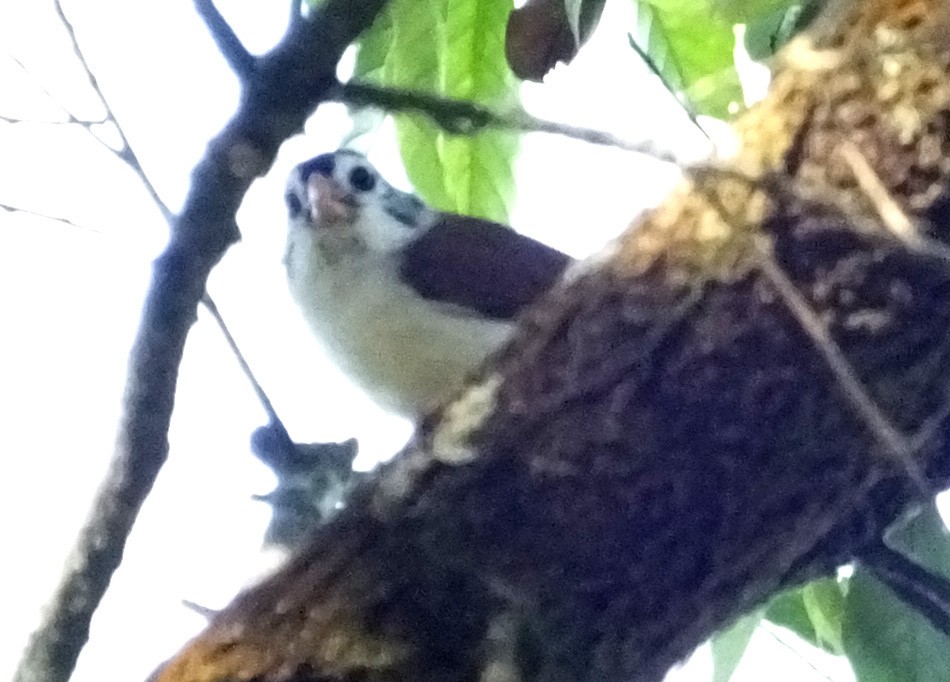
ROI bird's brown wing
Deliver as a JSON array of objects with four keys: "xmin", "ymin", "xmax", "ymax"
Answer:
[{"xmin": 399, "ymin": 214, "xmax": 572, "ymax": 320}]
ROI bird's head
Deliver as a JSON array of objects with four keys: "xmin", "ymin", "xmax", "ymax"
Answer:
[{"xmin": 285, "ymin": 150, "xmax": 433, "ymax": 256}]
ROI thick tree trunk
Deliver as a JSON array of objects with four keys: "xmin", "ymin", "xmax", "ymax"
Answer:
[{"xmin": 154, "ymin": 1, "xmax": 950, "ymax": 680}]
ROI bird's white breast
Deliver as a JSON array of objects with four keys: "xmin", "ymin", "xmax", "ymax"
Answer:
[{"xmin": 285, "ymin": 228, "xmax": 513, "ymax": 418}]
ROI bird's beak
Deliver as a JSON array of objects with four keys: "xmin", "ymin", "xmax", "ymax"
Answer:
[{"xmin": 306, "ymin": 173, "xmax": 355, "ymax": 227}]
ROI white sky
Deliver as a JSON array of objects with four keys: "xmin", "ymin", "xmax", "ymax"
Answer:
[{"xmin": 0, "ymin": 1, "xmax": 859, "ymax": 680}]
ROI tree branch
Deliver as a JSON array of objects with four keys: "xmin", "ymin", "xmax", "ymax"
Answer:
[
  {"xmin": 860, "ymin": 542, "xmax": 950, "ymax": 637},
  {"xmin": 193, "ymin": 0, "xmax": 256, "ymax": 80},
  {"xmin": 9, "ymin": 32, "xmax": 284, "ymax": 436},
  {"xmin": 0, "ymin": 113, "xmax": 106, "ymax": 125},
  {"xmin": 760, "ymin": 622, "xmax": 837, "ymax": 682},
  {"xmin": 332, "ymin": 80, "xmax": 692, "ymax": 164},
  {"xmin": 49, "ymin": 0, "xmax": 174, "ymax": 222},
  {"xmin": 11, "ymin": 1, "xmax": 390, "ymax": 681},
  {"xmin": 199, "ymin": 294, "xmax": 284, "ymax": 432},
  {"xmin": 627, "ymin": 33, "xmax": 711, "ymax": 143},
  {"xmin": 0, "ymin": 202, "xmax": 101, "ymax": 233},
  {"xmin": 3, "ymin": 54, "xmax": 113, "ymax": 133}
]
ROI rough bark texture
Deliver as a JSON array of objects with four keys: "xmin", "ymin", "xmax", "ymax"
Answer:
[{"xmin": 153, "ymin": 1, "xmax": 950, "ymax": 681}]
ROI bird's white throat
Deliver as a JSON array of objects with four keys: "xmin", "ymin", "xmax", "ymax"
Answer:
[{"xmin": 285, "ymin": 224, "xmax": 513, "ymax": 418}]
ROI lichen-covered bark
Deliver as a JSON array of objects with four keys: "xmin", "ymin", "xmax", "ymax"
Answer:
[{"xmin": 153, "ymin": 1, "xmax": 950, "ymax": 681}]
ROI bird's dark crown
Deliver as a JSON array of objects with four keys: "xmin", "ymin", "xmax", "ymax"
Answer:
[
  {"xmin": 296, "ymin": 149, "xmax": 367, "ymax": 182},
  {"xmin": 297, "ymin": 152, "xmax": 336, "ymax": 181}
]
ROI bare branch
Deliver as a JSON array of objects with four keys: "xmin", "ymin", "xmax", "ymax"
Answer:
[
  {"xmin": 10, "ymin": 41, "xmax": 279, "ymax": 434},
  {"xmin": 760, "ymin": 622, "xmax": 837, "ymax": 682},
  {"xmin": 752, "ymin": 233, "xmax": 928, "ymax": 492},
  {"xmin": 688, "ymin": 164, "xmax": 935, "ymax": 493},
  {"xmin": 0, "ymin": 202, "xmax": 101, "ymax": 233},
  {"xmin": 181, "ymin": 600, "xmax": 220, "ymax": 620},
  {"xmin": 5, "ymin": 55, "xmax": 92, "ymax": 126},
  {"xmin": 333, "ymin": 80, "xmax": 691, "ymax": 164},
  {"xmin": 20, "ymin": 0, "xmax": 289, "ymax": 457},
  {"xmin": 627, "ymin": 33, "xmax": 712, "ymax": 143},
  {"xmin": 48, "ymin": 1, "xmax": 115, "ymax": 126},
  {"xmin": 200, "ymin": 293, "xmax": 286, "ymax": 435},
  {"xmin": 12, "ymin": 0, "xmax": 391, "ymax": 680},
  {"xmin": 840, "ymin": 141, "xmax": 950, "ymax": 269},
  {"xmin": 193, "ymin": 0, "xmax": 256, "ymax": 80},
  {"xmin": 0, "ymin": 113, "xmax": 106, "ymax": 125},
  {"xmin": 860, "ymin": 541, "xmax": 950, "ymax": 637},
  {"xmin": 49, "ymin": 0, "xmax": 174, "ymax": 222}
]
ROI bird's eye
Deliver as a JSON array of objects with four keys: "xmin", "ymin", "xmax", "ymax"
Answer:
[
  {"xmin": 349, "ymin": 166, "xmax": 376, "ymax": 192},
  {"xmin": 285, "ymin": 191, "xmax": 303, "ymax": 217}
]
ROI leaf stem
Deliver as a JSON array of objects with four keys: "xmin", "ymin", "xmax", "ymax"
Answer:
[{"xmin": 333, "ymin": 80, "xmax": 687, "ymax": 164}]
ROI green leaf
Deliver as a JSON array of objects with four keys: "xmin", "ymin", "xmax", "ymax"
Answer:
[
  {"xmin": 348, "ymin": 0, "xmax": 519, "ymax": 223},
  {"xmin": 394, "ymin": 118, "xmax": 453, "ymax": 211},
  {"xmin": 742, "ymin": 1, "xmax": 825, "ymax": 60},
  {"xmin": 712, "ymin": 0, "xmax": 794, "ymax": 23},
  {"xmin": 711, "ymin": 611, "xmax": 762, "ymax": 682},
  {"xmin": 633, "ymin": 0, "xmax": 744, "ymax": 119},
  {"xmin": 742, "ymin": 6, "xmax": 793, "ymax": 60},
  {"xmin": 353, "ymin": 6, "xmax": 393, "ymax": 82},
  {"xmin": 802, "ymin": 577, "xmax": 845, "ymax": 653},
  {"xmin": 767, "ymin": 588, "xmax": 821, "ymax": 647},
  {"xmin": 345, "ymin": 9, "xmax": 393, "ymax": 144},
  {"xmin": 843, "ymin": 505, "xmax": 950, "ymax": 682},
  {"xmin": 765, "ymin": 577, "xmax": 846, "ymax": 654},
  {"xmin": 441, "ymin": 131, "xmax": 517, "ymax": 222},
  {"xmin": 379, "ymin": 0, "xmax": 452, "ymax": 210},
  {"xmin": 439, "ymin": 0, "xmax": 518, "ymax": 221}
]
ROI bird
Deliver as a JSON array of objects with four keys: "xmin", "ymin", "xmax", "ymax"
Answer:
[{"xmin": 283, "ymin": 149, "xmax": 572, "ymax": 418}]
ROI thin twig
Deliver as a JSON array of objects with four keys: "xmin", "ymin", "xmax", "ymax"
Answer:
[
  {"xmin": 5, "ymin": 54, "xmax": 91, "ymax": 127},
  {"xmin": 840, "ymin": 141, "xmax": 950, "ymax": 270},
  {"xmin": 859, "ymin": 541, "xmax": 950, "ymax": 637},
  {"xmin": 840, "ymin": 143, "xmax": 921, "ymax": 244},
  {"xmin": 2, "ymin": 201, "xmax": 284, "ymax": 444},
  {"xmin": 0, "ymin": 202, "xmax": 101, "ymax": 233},
  {"xmin": 332, "ymin": 80, "xmax": 686, "ymax": 165},
  {"xmin": 14, "ymin": 7, "xmax": 287, "ymax": 437},
  {"xmin": 0, "ymin": 113, "xmax": 106, "ymax": 125},
  {"xmin": 51, "ymin": 0, "xmax": 174, "ymax": 222},
  {"xmin": 12, "ymin": 0, "xmax": 391, "ymax": 680},
  {"xmin": 760, "ymin": 621, "xmax": 838, "ymax": 682},
  {"xmin": 5, "ymin": 54, "xmax": 125, "ymax": 152},
  {"xmin": 181, "ymin": 600, "xmax": 220, "ymax": 620},
  {"xmin": 752, "ymin": 234, "xmax": 928, "ymax": 492},
  {"xmin": 193, "ymin": 0, "xmax": 257, "ymax": 79},
  {"xmin": 689, "ymin": 164, "xmax": 935, "ymax": 492},
  {"xmin": 23, "ymin": 2, "xmax": 282, "ymax": 422},
  {"xmin": 200, "ymin": 293, "xmax": 285, "ymax": 431},
  {"xmin": 627, "ymin": 33, "xmax": 712, "ymax": 142},
  {"xmin": 180, "ymin": 0, "xmax": 295, "ymax": 460}
]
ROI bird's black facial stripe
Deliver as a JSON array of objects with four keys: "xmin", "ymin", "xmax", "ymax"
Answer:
[
  {"xmin": 298, "ymin": 153, "xmax": 336, "ymax": 181},
  {"xmin": 384, "ymin": 189, "xmax": 426, "ymax": 227},
  {"xmin": 349, "ymin": 165, "xmax": 376, "ymax": 192},
  {"xmin": 285, "ymin": 190, "xmax": 304, "ymax": 218}
]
